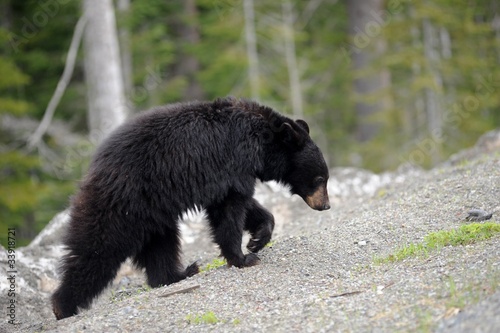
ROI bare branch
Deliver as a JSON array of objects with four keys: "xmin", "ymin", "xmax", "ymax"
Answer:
[
  {"xmin": 158, "ymin": 283, "xmax": 200, "ymax": 298},
  {"xmin": 27, "ymin": 14, "xmax": 87, "ymax": 150}
]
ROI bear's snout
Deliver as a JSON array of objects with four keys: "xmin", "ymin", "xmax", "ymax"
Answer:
[{"xmin": 304, "ymin": 186, "xmax": 330, "ymax": 211}]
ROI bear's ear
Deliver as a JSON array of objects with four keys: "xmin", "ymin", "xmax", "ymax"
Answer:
[
  {"xmin": 279, "ymin": 122, "xmax": 305, "ymax": 147},
  {"xmin": 296, "ymin": 119, "xmax": 309, "ymax": 134}
]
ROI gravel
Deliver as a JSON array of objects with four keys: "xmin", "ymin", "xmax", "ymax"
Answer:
[{"xmin": 3, "ymin": 141, "xmax": 500, "ymax": 333}]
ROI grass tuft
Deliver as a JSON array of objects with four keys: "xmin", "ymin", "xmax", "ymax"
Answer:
[
  {"xmin": 376, "ymin": 222, "xmax": 500, "ymax": 264},
  {"xmin": 186, "ymin": 311, "xmax": 219, "ymax": 325},
  {"xmin": 265, "ymin": 240, "xmax": 276, "ymax": 248},
  {"xmin": 201, "ymin": 257, "xmax": 227, "ymax": 272}
]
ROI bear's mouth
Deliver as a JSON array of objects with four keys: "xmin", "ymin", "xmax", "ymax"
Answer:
[{"xmin": 304, "ymin": 186, "xmax": 330, "ymax": 211}]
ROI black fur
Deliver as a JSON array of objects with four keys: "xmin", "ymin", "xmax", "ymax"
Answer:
[{"xmin": 51, "ymin": 97, "xmax": 329, "ymax": 320}]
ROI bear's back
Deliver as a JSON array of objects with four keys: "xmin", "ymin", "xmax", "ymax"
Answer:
[{"xmin": 83, "ymin": 99, "xmax": 266, "ymax": 212}]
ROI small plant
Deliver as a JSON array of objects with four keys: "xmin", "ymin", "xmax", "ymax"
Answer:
[
  {"xmin": 376, "ymin": 188, "xmax": 387, "ymax": 198},
  {"xmin": 446, "ymin": 276, "xmax": 467, "ymax": 309},
  {"xmin": 201, "ymin": 257, "xmax": 227, "ymax": 272},
  {"xmin": 413, "ymin": 307, "xmax": 435, "ymax": 333},
  {"xmin": 265, "ymin": 240, "xmax": 276, "ymax": 247},
  {"xmin": 186, "ymin": 311, "xmax": 219, "ymax": 325},
  {"xmin": 109, "ymin": 284, "xmax": 153, "ymax": 303},
  {"xmin": 140, "ymin": 284, "xmax": 152, "ymax": 292},
  {"xmin": 376, "ymin": 222, "xmax": 500, "ymax": 264}
]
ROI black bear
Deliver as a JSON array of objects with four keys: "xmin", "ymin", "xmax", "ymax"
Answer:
[{"xmin": 52, "ymin": 97, "xmax": 330, "ymax": 320}]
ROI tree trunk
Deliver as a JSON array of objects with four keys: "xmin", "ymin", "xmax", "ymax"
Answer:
[
  {"xmin": 492, "ymin": 2, "xmax": 500, "ymax": 64},
  {"xmin": 346, "ymin": 0, "xmax": 385, "ymax": 142},
  {"xmin": 83, "ymin": 0, "xmax": 127, "ymax": 144},
  {"xmin": 117, "ymin": 0, "xmax": 133, "ymax": 99},
  {"xmin": 422, "ymin": 17, "xmax": 443, "ymax": 164},
  {"xmin": 282, "ymin": 0, "xmax": 303, "ymax": 118},
  {"xmin": 244, "ymin": 0, "xmax": 260, "ymax": 101},
  {"xmin": 178, "ymin": 0, "xmax": 204, "ymax": 101},
  {"xmin": 0, "ymin": 0, "xmax": 12, "ymax": 29},
  {"xmin": 406, "ymin": 6, "xmax": 427, "ymax": 140}
]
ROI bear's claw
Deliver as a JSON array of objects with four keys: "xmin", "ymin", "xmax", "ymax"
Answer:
[
  {"xmin": 246, "ymin": 239, "xmax": 260, "ymax": 253},
  {"xmin": 247, "ymin": 236, "xmax": 269, "ymax": 253}
]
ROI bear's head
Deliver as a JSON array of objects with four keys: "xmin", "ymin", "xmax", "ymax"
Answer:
[{"xmin": 277, "ymin": 119, "xmax": 330, "ymax": 211}]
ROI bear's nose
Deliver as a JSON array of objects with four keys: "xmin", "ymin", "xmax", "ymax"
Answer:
[
  {"xmin": 304, "ymin": 190, "xmax": 331, "ymax": 211},
  {"xmin": 315, "ymin": 202, "xmax": 330, "ymax": 211}
]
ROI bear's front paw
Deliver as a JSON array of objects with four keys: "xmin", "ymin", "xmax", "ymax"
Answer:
[
  {"xmin": 246, "ymin": 227, "xmax": 272, "ymax": 253},
  {"xmin": 247, "ymin": 237, "xmax": 267, "ymax": 253}
]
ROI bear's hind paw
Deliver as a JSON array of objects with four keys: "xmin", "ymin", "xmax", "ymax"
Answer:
[
  {"xmin": 185, "ymin": 261, "xmax": 200, "ymax": 277},
  {"xmin": 240, "ymin": 253, "xmax": 260, "ymax": 267},
  {"xmin": 226, "ymin": 253, "xmax": 260, "ymax": 268}
]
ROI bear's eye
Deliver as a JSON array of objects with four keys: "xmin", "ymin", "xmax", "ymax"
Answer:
[{"xmin": 313, "ymin": 176, "xmax": 324, "ymax": 185}]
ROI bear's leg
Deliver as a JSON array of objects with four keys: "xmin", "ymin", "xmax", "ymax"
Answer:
[
  {"xmin": 134, "ymin": 230, "xmax": 199, "ymax": 288},
  {"xmin": 206, "ymin": 194, "xmax": 260, "ymax": 268},
  {"xmin": 52, "ymin": 249, "xmax": 126, "ymax": 320},
  {"xmin": 244, "ymin": 199, "xmax": 275, "ymax": 253}
]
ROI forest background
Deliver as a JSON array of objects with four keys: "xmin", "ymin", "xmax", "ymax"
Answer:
[{"xmin": 1, "ymin": 0, "xmax": 499, "ymax": 247}]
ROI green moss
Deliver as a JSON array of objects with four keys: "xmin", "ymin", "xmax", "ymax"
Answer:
[
  {"xmin": 376, "ymin": 222, "xmax": 500, "ymax": 264},
  {"xmin": 265, "ymin": 240, "xmax": 276, "ymax": 247},
  {"xmin": 186, "ymin": 311, "xmax": 219, "ymax": 325},
  {"xmin": 201, "ymin": 257, "xmax": 227, "ymax": 272}
]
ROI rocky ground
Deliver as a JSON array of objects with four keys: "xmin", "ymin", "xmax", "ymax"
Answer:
[{"xmin": 1, "ymin": 130, "xmax": 500, "ymax": 333}]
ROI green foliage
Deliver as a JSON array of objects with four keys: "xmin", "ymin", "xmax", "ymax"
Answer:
[
  {"xmin": 201, "ymin": 257, "xmax": 227, "ymax": 272},
  {"xmin": 0, "ymin": 0, "xmax": 80, "ymax": 247},
  {"xmin": 8, "ymin": 0, "xmax": 85, "ymax": 121},
  {"xmin": 0, "ymin": 151, "xmax": 75, "ymax": 247},
  {"xmin": 376, "ymin": 222, "xmax": 500, "ymax": 264},
  {"xmin": 366, "ymin": 0, "xmax": 500, "ymax": 171},
  {"xmin": 265, "ymin": 240, "xmax": 275, "ymax": 248},
  {"xmin": 185, "ymin": 311, "xmax": 219, "ymax": 325}
]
